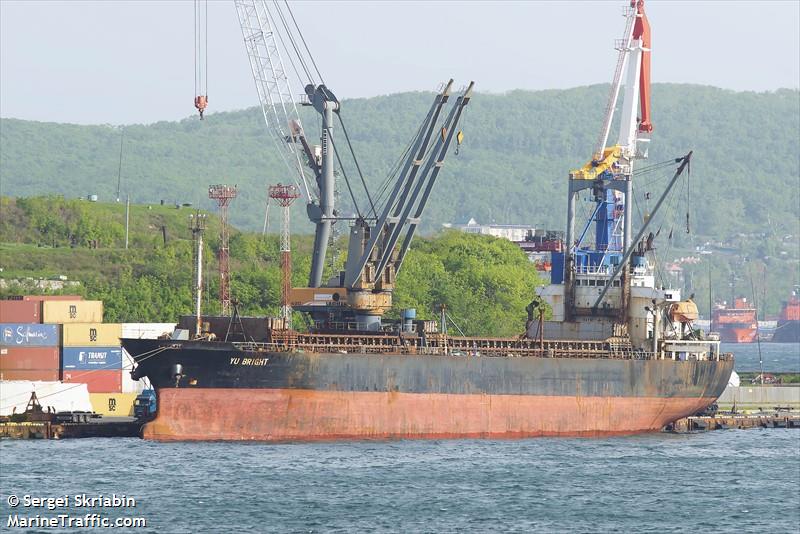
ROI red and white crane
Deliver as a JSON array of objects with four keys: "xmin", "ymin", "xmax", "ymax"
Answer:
[{"xmin": 576, "ymin": 0, "xmax": 653, "ymax": 181}]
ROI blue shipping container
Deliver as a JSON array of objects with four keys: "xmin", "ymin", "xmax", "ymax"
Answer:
[
  {"xmin": 61, "ymin": 347, "xmax": 123, "ymax": 370},
  {"xmin": 0, "ymin": 323, "xmax": 60, "ymax": 347}
]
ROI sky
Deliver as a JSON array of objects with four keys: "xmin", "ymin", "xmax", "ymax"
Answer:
[{"xmin": 1, "ymin": 0, "xmax": 798, "ymax": 125}]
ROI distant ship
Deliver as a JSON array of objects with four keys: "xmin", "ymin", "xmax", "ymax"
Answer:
[
  {"xmin": 711, "ymin": 297, "xmax": 757, "ymax": 343},
  {"xmin": 772, "ymin": 287, "xmax": 800, "ymax": 343}
]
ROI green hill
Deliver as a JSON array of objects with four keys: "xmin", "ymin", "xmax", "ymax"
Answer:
[
  {"xmin": 0, "ymin": 196, "xmax": 543, "ymax": 336},
  {"xmin": 2, "ymin": 85, "xmax": 797, "ymax": 241}
]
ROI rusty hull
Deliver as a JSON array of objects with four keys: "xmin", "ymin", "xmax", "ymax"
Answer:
[{"xmin": 123, "ymin": 338, "xmax": 734, "ymax": 441}]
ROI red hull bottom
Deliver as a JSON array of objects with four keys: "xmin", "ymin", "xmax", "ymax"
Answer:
[
  {"xmin": 144, "ymin": 389, "xmax": 717, "ymax": 441},
  {"xmin": 717, "ymin": 327, "xmax": 757, "ymax": 343}
]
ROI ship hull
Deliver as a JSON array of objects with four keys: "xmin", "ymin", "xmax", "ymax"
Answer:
[
  {"xmin": 717, "ymin": 326, "xmax": 757, "ymax": 343},
  {"xmin": 145, "ymin": 388, "xmax": 722, "ymax": 441},
  {"xmin": 123, "ymin": 338, "xmax": 733, "ymax": 442},
  {"xmin": 771, "ymin": 320, "xmax": 800, "ymax": 343}
]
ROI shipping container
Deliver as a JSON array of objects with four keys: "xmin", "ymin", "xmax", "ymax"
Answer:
[
  {"xmin": 20, "ymin": 295, "xmax": 83, "ymax": 302},
  {"xmin": 42, "ymin": 300, "xmax": 103, "ymax": 324},
  {"xmin": 62, "ymin": 369, "xmax": 122, "ymax": 393},
  {"xmin": 0, "ymin": 323, "xmax": 60, "ymax": 347},
  {"xmin": 89, "ymin": 393, "xmax": 137, "ymax": 416},
  {"xmin": 61, "ymin": 323, "xmax": 122, "ymax": 347},
  {"xmin": 0, "ymin": 346, "xmax": 60, "ymax": 370},
  {"xmin": 62, "ymin": 347, "xmax": 122, "ymax": 370},
  {"xmin": 0, "ymin": 300, "xmax": 41, "ymax": 323},
  {"xmin": 0, "ymin": 369, "xmax": 61, "ymax": 381},
  {"xmin": 121, "ymin": 323, "xmax": 176, "ymax": 340}
]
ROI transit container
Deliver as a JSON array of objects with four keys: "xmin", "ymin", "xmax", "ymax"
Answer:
[
  {"xmin": 21, "ymin": 295, "xmax": 83, "ymax": 302},
  {"xmin": 61, "ymin": 323, "xmax": 122, "ymax": 347},
  {"xmin": 0, "ymin": 346, "xmax": 60, "ymax": 370},
  {"xmin": 0, "ymin": 300, "xmax": 41, "ymax": 323},
  {"xmin": 61, "ymin": 346, "xmax": 122, "ymax": 370},
  {"xmin": 0, "ymin": 369, "xmax": 61, "ymax": 382},
  {"xmin": 0, "ymin": 323, "xmax": 60, "ymax": 347},
  {"xmin": 89, "ymin": 393, "xmax": 137, "ymax": 416},
  {"xmin": 42, "ymin": 300, "xmax": 103, "ymax": 324},
  {"xmin": 62, "ymin": 369, "xmax": 122, "ymax": 393}
]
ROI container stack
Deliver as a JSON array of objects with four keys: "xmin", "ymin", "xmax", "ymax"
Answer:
[
  {"xmin": 0, "ymin": 296, "xmax": 134, "ymax": 417},
  {"xmin": 0, "ymin": 296, "xmax": 77, "ymax": 381}
]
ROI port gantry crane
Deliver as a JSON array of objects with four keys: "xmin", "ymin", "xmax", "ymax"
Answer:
[{"xmin": 232, "ymin": 0, "xmax": 473, "ymax": 331}]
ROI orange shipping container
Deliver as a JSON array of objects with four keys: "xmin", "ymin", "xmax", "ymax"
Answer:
[
  {"xmin": 0, "ymin": 369, "xmax": 61, "ymax": 381},
  {"xmin": 62, "ymin": 369, "xmax": 121, "ymax": 393},
  {"xmin": 42, "ymin": 300, "xmax": 103, "ymax": 324},
  {"xmin": 0, "ymin": 346, "xmax": 59, "ymax": 370},
  {"xmin": 0, "ymin": 301, "xmax": 41, "ymax": 323},
  {"xmin": 61, "ymin": 323, "xmax": 122, "ymax": 347}
]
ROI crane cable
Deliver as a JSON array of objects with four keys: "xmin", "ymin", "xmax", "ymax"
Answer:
[
  {"xmin": 272, "ymin": 1, "xmax": 316, "ymax": 85},
  {"xmin": 283, "ymin": 1, "xmax": 324, "ymax": 84},
  {"xmin": 193, "ymin": 0, "xmax": 208, "ymax": 119},
  {"xmin": 277, "ymin": 1, "xmax": 375, "ymax": 219},
  {"xmin": 336, "ymin": 113, "xmax": 376, "ymax": 218}
]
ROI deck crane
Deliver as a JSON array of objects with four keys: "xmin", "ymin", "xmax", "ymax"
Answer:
[
  {"xmin": 232, "ymin": 1, "xmax": 472, "ymax": 330},
  {"xmin": 561, "ymin": 0, "xmax": 653, "ymax": 319}
]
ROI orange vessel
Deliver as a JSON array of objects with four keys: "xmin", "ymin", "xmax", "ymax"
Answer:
[
  {"xmin": 772, "ymin": 287, "xmax": 800, "ymax": 343},
  {"xmin": 711, "ymin": 297, "xmax": 757, "ymax": 343}
]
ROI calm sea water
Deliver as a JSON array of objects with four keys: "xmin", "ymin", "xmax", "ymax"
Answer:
[
  {"xmin": 2, "ymin": 344, "xmax": 798, "ymax": 532},
  {"xmin": 2, "ymin": 431, "xmax": 799, "ymax": 533},
  {"xmin": 724, "ymin": 342, "xmax": 800, "ymax": 373}
]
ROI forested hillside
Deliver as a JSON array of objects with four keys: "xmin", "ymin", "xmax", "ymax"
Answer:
[
  {"xmin": 2, "ymin": 85, "xmax": 797, "ymax": 242},
  {"xmin": 0, "ymin": 197, "xmax": 542, "ymax": 336}
]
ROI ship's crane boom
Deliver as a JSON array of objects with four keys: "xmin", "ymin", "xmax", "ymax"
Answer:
[
  {"xmin": 591, "ymin": 0, "xmax": 653, "ymax": 164},
  {"xmin": 234, "ymin": 0, "xmax": 313, "ymax": 201},
  {"xmin": 226, "ymin": 1, "xmax": 473, "ymax": 328}
]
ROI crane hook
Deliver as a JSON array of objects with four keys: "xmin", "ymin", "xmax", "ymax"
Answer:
[{"xmin": 195, "ymin": 95, "xmax": 208, "ymax": 120}]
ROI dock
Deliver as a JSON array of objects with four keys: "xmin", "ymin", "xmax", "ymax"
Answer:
[
  {"xmin": 0, "ymin": 418, "xmax": 142, "ymax": 439},
  {"xmin": 666, "ymin": 410, "xmax": 800, "ymax": 433}
]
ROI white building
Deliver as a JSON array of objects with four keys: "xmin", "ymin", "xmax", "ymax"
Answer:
[{"xmin": 443, "ymin": 218, "xmax": 536, "ymax": 243}]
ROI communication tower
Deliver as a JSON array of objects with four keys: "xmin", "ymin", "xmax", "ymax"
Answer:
[
  {"xmin": 208, "ymin": 184, "xmax": 238, "ymax": 315},
  {"xmin": 268, "ymin": 183, "xmax": 300, "ymax": 328}
]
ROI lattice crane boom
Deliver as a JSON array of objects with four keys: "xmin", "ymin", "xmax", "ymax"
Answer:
[{"xmin": 234, "ymin": 0, "xmax": 313, "ymax": 201}]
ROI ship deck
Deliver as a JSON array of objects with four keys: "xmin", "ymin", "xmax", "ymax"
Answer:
[{"xmin": 221, "ymin": 330, "xmax": 733, "ymax": 362}]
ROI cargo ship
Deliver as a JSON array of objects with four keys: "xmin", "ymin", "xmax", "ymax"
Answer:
[
  {"xmin": 121, "ymin": 1, "xmax": 732, "ymax": 441},
  {"xmin": 711, "ymin": 298, "xmax": 757, "ymax": 343},
  {"xmin": 772, "ymin": 287, "xmax": 800, "ymax": 343}
]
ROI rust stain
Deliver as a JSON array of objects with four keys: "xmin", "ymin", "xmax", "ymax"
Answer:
[{"xmin": 142, "ymin": 388, "xmax": 723, "ymax": 442}]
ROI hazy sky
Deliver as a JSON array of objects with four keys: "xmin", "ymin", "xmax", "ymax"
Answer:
[{"xmin": 1, "ymin": 0, "xmax": 798, "ymax": 125}]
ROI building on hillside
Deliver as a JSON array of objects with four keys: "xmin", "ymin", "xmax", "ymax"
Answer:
[
  {"xmin": 443, "ymin": 218, "xmax": 564, "ymax": 273},
  {"xmin": 443, "ymin": 218, "xmax": 536, "ymax": 243}
]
